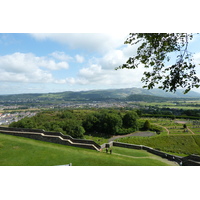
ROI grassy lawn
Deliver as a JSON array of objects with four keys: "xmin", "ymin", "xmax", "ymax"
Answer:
[
  {"xmin": 84, "ymin": 134, "xmax": 109, "ymax": 145},
  {"xmin": 104, "ymin": 146, "xmax": 151, "ymax": 157},
  {"xmin": 0, "ymin": 133, "xmax": 175, "ymax": 166},
  {"xmin": 108, "ymin": 147, "xmax": 178, "ymax": 165}
]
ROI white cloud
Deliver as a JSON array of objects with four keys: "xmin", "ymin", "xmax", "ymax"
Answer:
[
  {"xmin": 66, "ymin": 61, "xmax": 146, "ymax": 88},
  {"xmin": 30, "ymin": 33, "xmax": 129, "ymax": 54},
  {"xmin": 38, "ymin": 59, "xmax": 69, "ymax": 70},
  {"xmin": 75, "ymin": 55, "xmax": 84, "ymax": 63},
  {"xmin": 79, "ymin": 64, "xmax": 102, "ymax": 77},
  {"xmin": 27, "ymin": 33, "xmax": 145, "ymax": 89},
  {"xmin": 50, "ymin": 51, "xmax": 72, "ymax": 61},
  {"xmin": 0, "ymin": 52, "xmax": 69, "ymax": 83},
  {"xmin": 52, "ymin": 42, "xmax": 144, "ymax": 88}
]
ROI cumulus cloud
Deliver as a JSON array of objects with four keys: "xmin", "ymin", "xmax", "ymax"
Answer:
[
  {"xmin": 50, "ymin": 51, "xmax": 72, "ymax": 61},
  {"xmin": 39, "ymin": 59, "xmax": 69, "ymax": 70},
  {"xmin": 0, "ymin": 52, "xmax": 69, "ymax": 83},
  {"xmin": 28, "ymin": 33, "xmax": 144, "ymax": 89},
  {"xmin": 29, "ymin": 33, "xmax": 129, "ymax": 54},
  {"xmin": 82, "ymin": 44, "xmax": 138, "ymax": 71},
  {"xmin": 75, "ymin": 55, "xmax": 85, "ymax": 63},
  {"xmin": 64, "ymin": 61, "xmax": 146, "ymax": 88},
  {"xmin": 53, "ymin": 43, "xmax": 144, "ymax": 88}
]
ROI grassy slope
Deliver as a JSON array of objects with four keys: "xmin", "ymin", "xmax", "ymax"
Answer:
[
  {"xmin": 0, "ymin": 133, "xmax": 174, "ymax": 166},
  {"xmin": 118, "ymin": 135, "xmax": 200, "ymax": 155}
]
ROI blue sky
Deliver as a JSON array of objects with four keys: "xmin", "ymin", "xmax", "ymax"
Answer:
[{"xmin": 0, "ymin": 33, "xmax": 200, "ymax": 94}]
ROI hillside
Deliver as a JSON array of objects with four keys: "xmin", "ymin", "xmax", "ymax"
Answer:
[
  {"xmin": 0, "ymin": 133, "xmax": 174, "ymax": 166},
  {"xmin": 0, "ymin": 87, "xmax": 200, "ymax": 103}
]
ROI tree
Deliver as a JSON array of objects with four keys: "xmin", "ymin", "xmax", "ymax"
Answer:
[
  {"xmin": 123, "ymin": 111, "xmax": 139, "ymax": 130},
  {"xmin": 143, "ymin": 120, "xmax": 151, "ymax": 131},
  {"xmin": 63, "ymin": 119, "xmax": 85, "ymax": 138},
  {"xmin": 117, "ymin": 33, "xmax": 200, "ymax": 93},
  {"xmin": 83, "ymin": 111, "xmax": 123, "ymax": 135},
  {"xmin": 82, "ymin": 113, "xmax": 99, "ymax": 133},
  {"xmin": 102, "ymin": 113, "xmax": 122, "ymax": 135}
]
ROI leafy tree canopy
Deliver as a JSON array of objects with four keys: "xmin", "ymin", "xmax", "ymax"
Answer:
[
  {"xmin": 123, "ymin": 111, "xmax": 139, "ymax": 129},
  {"xmin": 117, "ymin": 33, "xmax": 200, "ymax": 93}
]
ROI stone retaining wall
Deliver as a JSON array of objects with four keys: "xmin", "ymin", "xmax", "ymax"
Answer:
[
  {"xmin": 1, "ymin": 127, "xmax": 200, "ymax": 166},
  {"xmin": 112, "ymin": 141, "xmax": 200, "ymax": 166},
  {"xmin": 0, "ymin": 127, "xmax": 101, "ymax": 151}
]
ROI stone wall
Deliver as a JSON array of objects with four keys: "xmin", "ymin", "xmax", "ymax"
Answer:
[
  {"xmin": 112, "ymin": 141, "xmax": 200, "ymax": 166},
  {"xmin": 1, "ymin": 126, "xmax": 200, "ymax": 166},
  {"xmin": 112, "ymin": 142, "xmax": 142, "ymax": 150},
  {"xmin": 183, "ymin": 154, "xmax": 200, "ymax": 162},
  {"xmin": 0, "ymin": 127, "xmax": 101, "ymax": 151}
]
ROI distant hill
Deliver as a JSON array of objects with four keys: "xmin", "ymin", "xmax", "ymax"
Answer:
[
  {"xmin": 0, "ymin": 87, "xmax": 200, "ymax": 103},
  {"xmin": 57, "ymin": 87, "xmax": 200, "ymax": 99}
]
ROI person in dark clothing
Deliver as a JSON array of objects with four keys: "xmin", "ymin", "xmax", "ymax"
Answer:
[{"xmin": 110, "ymin": 149, "xmax": 112, "ymax": 154}]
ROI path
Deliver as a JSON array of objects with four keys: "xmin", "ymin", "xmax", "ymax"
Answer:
[
  {"xmin": 187, "ymin": 127, "xmax": 195, "ymax": 135},
  {"xmin": 154, "ymin": 123, "xmax": 170, "ymax": 135}
]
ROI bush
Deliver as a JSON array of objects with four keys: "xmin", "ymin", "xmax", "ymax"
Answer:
[
  {"xmin": 143, "ymin": 120, "xmax": 151, "ymax": 131},
  {"xmin": 117, "ymin": 128, "xmax": 137, "ymax": 135}
]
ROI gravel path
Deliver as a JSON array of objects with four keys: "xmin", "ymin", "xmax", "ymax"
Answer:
[{"xmin": 108, "ymin": 131, "xmax": 156, "ymax": 142}]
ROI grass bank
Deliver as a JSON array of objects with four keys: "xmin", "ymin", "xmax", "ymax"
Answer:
[
  {"xmin": 0, "ymin": 133, "xmax": 175, "ymax": 166},
  {"xmin": 117, "ymin": 135, "xmax": 200, "ymax": 155}
]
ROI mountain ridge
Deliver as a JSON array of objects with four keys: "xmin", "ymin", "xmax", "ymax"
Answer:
[{"xmin": 0, "ymin": 87, "xmax": 200, "ymax": 102}]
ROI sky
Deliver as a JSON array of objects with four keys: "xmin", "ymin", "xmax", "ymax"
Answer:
[
  {"xmin": 0, "ymin": 1, "xmax": 200, "ymax": 95},
  {"xmin": 0, "ymin": 33, "xmax": 200, "ymax": 94}
]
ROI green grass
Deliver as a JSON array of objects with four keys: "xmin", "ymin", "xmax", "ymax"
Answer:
[
  {"xmin": 118, "ymin": 135, "xmax": 200, "ymax": 155},
  {"xmin": 0, "ymin": 133, "xmax": 175, "ymax": 166},
  {"xmin": 84, "ymin": 134, "xmax": 109, "ymax": 145},
  {"xmin": 105, "ymin": 146, "xmax": 151, "ymax": 157},
  {"xmin": 103, "ymin": 146, "xmax": 178, "ymax": 166},
  {"xmin": 142, "ymin": 117, "xmax": 200, "ymax": 135},
  {"xmin": 138, "ymin": 101, "xmax": 200, "ymax": 110}
]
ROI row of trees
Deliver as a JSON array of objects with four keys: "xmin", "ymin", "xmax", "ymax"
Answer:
[
  {"xmin": 83, "ymin": 110, "xmax": 139, "ymax": 135},
  {"xmin": 9, "ymin": 109, "xmax": 158, "ymax": 138},
  {"xmin": 140, "ymin": 106, "xmax": 200, "ymax": 119}
]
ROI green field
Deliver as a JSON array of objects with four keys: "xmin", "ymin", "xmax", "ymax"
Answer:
[
  {"xmin": 0, "ymin": 133, "xmax": 176, "ymax": 166},
  {"xmin": 138, "ymin": 100, "xmax": 200, "ymax": 110},
  {"xmin": 142, "ymin": 117, "xmax": 200, "ymax": 135}
]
